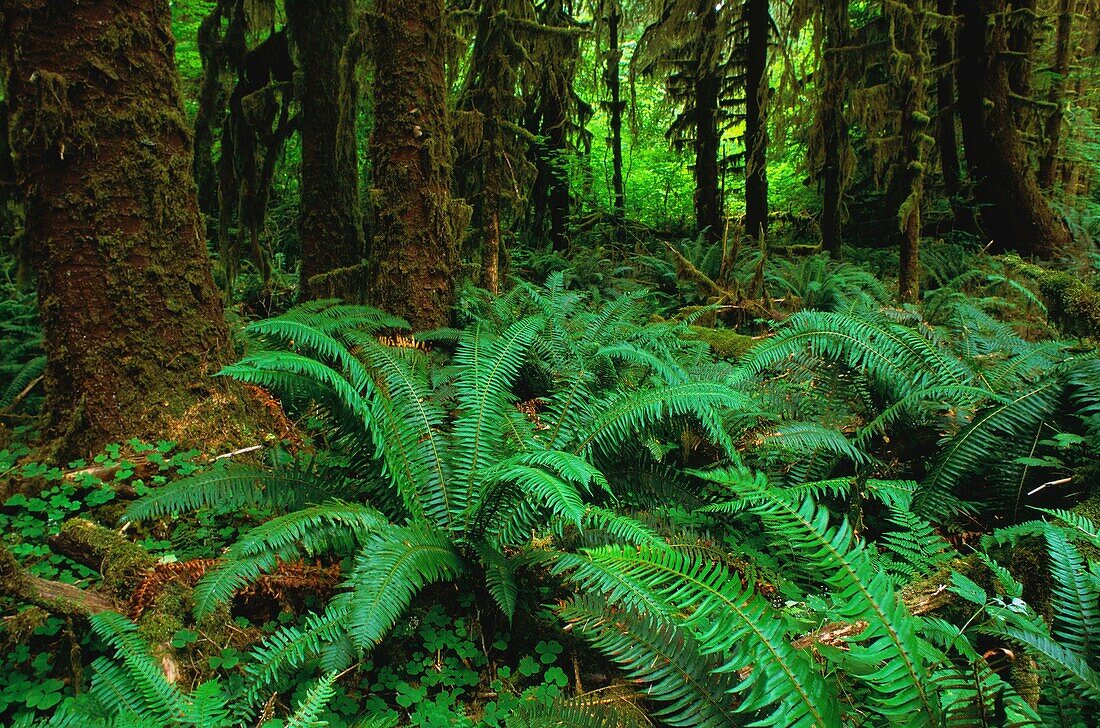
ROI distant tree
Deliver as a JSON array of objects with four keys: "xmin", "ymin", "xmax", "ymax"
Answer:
[
  {"xmin": 636, "ymin": 0, "xmax": 771, "ymax": 245},
  {"xmin": 0, "ymin": 0, "xmax": 238, "ymax": 457},
  {"xmin": 813, "ymin": 0, "xmax": 855, "ymax": 257}
]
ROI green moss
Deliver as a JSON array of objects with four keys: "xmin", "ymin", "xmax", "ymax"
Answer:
[
  {"xmin": 55, "ymin": 519, "xmax": 155, "ymax": 598},
  {"xmin": 137, "ymin": 583, "xmax": 189, "ymax": 647},
  {"xmin": 684, "ymin": 326, "xmax": 755, "ymax": 360},
  {"xmin": 1004, "ymin": 256, "xmax": 1100, "ymax": 338}
]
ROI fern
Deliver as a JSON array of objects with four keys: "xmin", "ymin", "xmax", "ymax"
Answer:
[
  {"xmin": 698, "ymin": 468, "xmax": 940, "ymax": 725},
  {"xmin": 560, "ymin": 596, "xmax": 740, "ymax": 727}
]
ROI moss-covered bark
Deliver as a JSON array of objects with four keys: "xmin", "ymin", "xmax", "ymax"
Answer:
[
  {"xmin": 287, "ymin": 0, "xmax": 365, "ymax": 301},
  {"xmin": 957, "ymin": 0, "xmax": 1073, "ymax": 257},
  {"xmin": 889, "ymin": 0, "xmax": 931, "ymax": 303},
  {"xmin": 0, "ymin": 0, "xmax": 238, "ymax": 459},
  {"xmin": 368, "ymin": 0, "xmax": 470, "ymax": 329},
  {"xmin": 694, "ymin": 4, "xmax": 723, "ymax": 246}
]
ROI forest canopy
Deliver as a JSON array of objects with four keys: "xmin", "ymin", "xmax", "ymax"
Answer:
[{"xmin": 0, "ymin": 0, "xmax": 1098, "ymax": 726}]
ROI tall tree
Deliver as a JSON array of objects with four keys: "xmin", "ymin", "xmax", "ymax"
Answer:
[
  {"xmin": 603, "ymin": 0, "xmax": 627, "ymax": 245},
  {"xmin": 934, "ymin": 0, "xmax": 975, "ymax": 230},
  {"xmin": 814, "ymin": 0, "xmax": 854, "ymax": 257},
  {"xmin": 636, "ymin": 1, "xmax": 729, "ymax": 245},
  {"xmin": 743, "ymin": 0, "xmax": 770, "ymax": 238},
  {"xmin": 889, "ymin": 0, "xmax": 931, "ymax": 302},
  {"xmin": 369, "ymin": 0, "xmax": 470, "ymax": 328},
  {"xmin": 0, "ymin": 0, "xmax": 236, "ymax": 457},
  {"xmin": 957, "ymin": 0, "xmax": 1072, "ymax": 256},
  {"xmin": 286, "ymin": 0, "xmax": 365, "ymax": 300},
  {"xmin": 1038, "ymin": 0, "xmax": 1074, "ymax": 188}
]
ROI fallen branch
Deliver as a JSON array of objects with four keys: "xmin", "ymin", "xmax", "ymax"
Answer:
[{"xmin": 0, "ymin": 542, "xmax": 118, "ymax": 618}]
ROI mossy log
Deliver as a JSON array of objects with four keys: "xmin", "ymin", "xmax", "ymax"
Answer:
[
  {"xmin": 0, "ymin": 542, "xmax": 117, "ymax": 618},
  {"xmin": 49, "ymin": 518, "xmax": 157, "ymax": 599},
  {"xmin": 1004, "ymin": 255, "xmax": 1100, "ymax": 337}
]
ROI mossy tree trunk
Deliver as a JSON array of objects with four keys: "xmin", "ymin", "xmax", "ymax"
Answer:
[
  {"xmin": 287, "ymin": 0, "xmax": 365, "ymax": 300},
  {"xmin": 890, "ymin": 0, "xmax": 931, "ymax": 303},
  {"xmin": 957, "ymin": 0, "xmax": 1072, "ymax": 257},
  {"xmin": 0, "ymin": 0, "xmax": 236, "ymax": 459},
  {"xmin": 935, "ymin": 0, "xmax": 976, "ymax": 231},
  {"xmin": 694, "ymin": 4, "xmax": 723, "ymax": 245},
  {"xmin": 368, "ymin": 0, "xmax": 469, "ymax": 329},
  {"xmin": 1038, "ymin": 0, "xmax": 1073, "ymax": 188},
  {"xmin": 818, "ymin": 0, "xmax": 852, "ymax": 258},
  {"xmin": 743, "ymin": 0, "xmax": 770, "ymax": 239},
  {"xmin": 193, "ymin": 2, "xmax": 228, "ymax": 220}
]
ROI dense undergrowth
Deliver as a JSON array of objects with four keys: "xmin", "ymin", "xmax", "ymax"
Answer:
[{"xmin": 1, "ymin": 240, "xmax": 1098, "ymax": 727}]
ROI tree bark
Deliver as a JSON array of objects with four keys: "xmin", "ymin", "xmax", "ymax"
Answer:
[
  {"xmin": 287, "ymin": 0, "xmax": 365, "ymax": 301},
  {"xmin": 935, "ymin": 0, "xmax": 977, "ymax": 231},
  {"xmin": 1038, "ymin": 0, "xmax": 1073, "ymax": 188},
  {"xmin": 606, "ymin": 1, "xmax": 627, "ymax": 247},
  {"xmin": 369, "ymin": 0, "xmax": 469, "ymax": 329},
  {"xmin": 694, "ymin": 4, "xmax": 723, "ymax": 245},
  {"xmin": 819, "ymin": 0, "xmax": 851, "ymax": 258},
  {"xmin": 0, "ymin": 0, "xmax": 237, "ymax": 459},
  {"xmin": 193, "ymin": 1, "xmax": 227, "ymax": 221},
  {"xmin": 891, "ymin": 0, "xmax": 931, "ymax": 303},
  {"xmin": 956, "ymin": 0, "xmax": 1072, "ymax": 257},
  {"xmin": 743, "ymin": 0, "xmax": 770, "ymax": 239}
]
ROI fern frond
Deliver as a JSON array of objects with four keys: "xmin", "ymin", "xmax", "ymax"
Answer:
[
  {"xmin": 918, "ymin": 379, "xmax": 1062, "ymax": 517},
  {"xmin": 87, "ymin": 612, "xmax": 187, "ymax": 724},
  {"xmin": 242, "ymin": 605, "xmax": 350, "ymax": 708},
  {"xmin": 343, "ymin": 525, "xmax": 464, "ymax": 650},
  {"xmin": 573, "ymin": 383, "xmax": 750, "ymax": 460},
  {"xmin": 560, "ymin": 596, "xmax": 739, "ymax": 728},
  {"xmin": 698, "ymin": 469, "xmax": 939, "ymax": 725},
  {"xmin": 553, "ymin": 545, "xmax": 838, "ymax": 727},
  {"xmin": 1045, "ymin": 529, "xmax": 1099, "ymax": 660},
  {"xmin": 285, "ymin": 672, "xmax": 338, "ymax": 728},
  {"xmin": 124, "ymin": 462, "xmax": 342, "ymax": 522},
  {"xmin": 193, "ymin": 501, "xmax": 387, "ymax": 617}
]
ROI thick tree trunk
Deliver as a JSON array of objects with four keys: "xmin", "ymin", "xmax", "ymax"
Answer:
[
  {"xmin": 819, "ymin": 0, "xmax": 851, "ymax": 258},
  {"xmin": 287, "ymin": 0, "xmax": 365, "ymax": 300},
  {"xmin": 1038, "ymin": 0, "xmax": 1073, "ymax": 188},
  {"xmin": 743, "ymin": 0, "xmax": 770, "ymax": 239},
  {"xmin": 606, "ymin": 2, "xmax": 627, "ymax": 246},
  {"xmin": 957, "ymin": 0, "xmax": 1072, "ymax": 257},
  {"xmin": 694, "ymin": 5, "xmax": 723, "ymax": 245},
  {"xmin": 369, "ymin": 0, "xmax": 469, "ymax": 329},
  {"xmin": 0, "ymin": 0, "xmax": 237, "ymax": 459}
]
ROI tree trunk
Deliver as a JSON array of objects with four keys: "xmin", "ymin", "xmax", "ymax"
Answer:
[
  {"xmin": 1038, "ymin": 0, "xmax": 1073, "ymax": 188},
  {"xmin": 193, "ymin": 2, "xmax": 227, "ymax": 220},
  {"xmin": 606, "ymin": 1, "xmax": 626, "ymax": 247},
  {"xmin": 935, "ymin": 0, "xmax": 976, "ymax": 231},
  {"xmin": 0, "ymin": 0, "xmax": 238, "ymax": 459},
  {"xmin": 743, "ymin": 0, "xmax": 770, "ymax": 239},
  {"xmin": 369, "ymin": 0, "xmax": 469, "ymax": 329},
  {"xmin": 819, "ymin": 0, "xmax": 851, "ymax": 258},
  {"xmin": 287, "ymin": 0, "xmax": 365, "ymax": 300},
  {"xmin": 957, "ymin": 0, "xmax": 1072, "ymax": 257},
  {"xmin": 891, "ymin": 0, "xmax": 931, "ymax": 303},
  {"xmin": 694, "ymin": 5, "xmax": 723, "ymax": 245}
]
